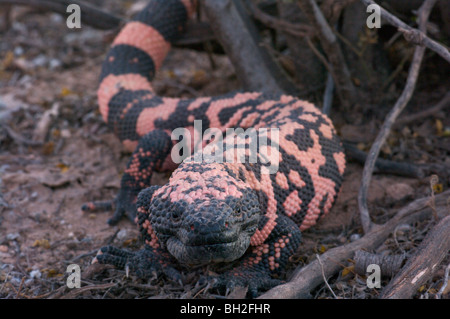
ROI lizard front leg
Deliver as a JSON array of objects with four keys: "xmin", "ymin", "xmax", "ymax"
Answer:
[
  {"xmin": 212, "ymin": 214, "xmax": 302, "ymax": 297},
  {"xmin": 83, "ymin": 129, "xmax": 173, "ymax": 225}
]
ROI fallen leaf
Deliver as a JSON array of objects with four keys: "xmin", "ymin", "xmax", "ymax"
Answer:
[
  {"xmin": 318, "ymin": 245, "xmax": 327, "ymax": 254},
  {"xmin": 32, "ymin": 239, "xmax": 50, "ymax": 249},
  {"xmin": 60, "ymin": 87, "xmax": 75, "ymax": 97},
  {"xmin": 165, "ymin": 70, "xmax": 176, "ymax": 79},
  {"xmin": 123, "ymin": 238, "xmax": 137, "ymax": 247},
  {"xmin": 435, "ymin": 119, "xmax": 443, "ymax": 136},
  {"xmin": 56, "ymin": 162, "xmax": 70, "ymax": 173},
  {"xmin": 352, "ymin": 77, "xmax": 361, "ymax": 86},
  {"xmin": 52, "ymin": 129, "xmax": 61, "ymax": 138},
  {"xmin": 441, "ymin": 127, "xmax": 450, "ymax": 137},
  {"xmin": 432, "ymin": 183, "xmax": 443, "ymax": 194},
  {"xmin": 342, "ymin": 265, "xmax": 354, "ymax": 277},
  {"xmin": 357, "ymin": 143, "xmax": 366, "ymax": 151},
  {"xmin": 43, "ymin": 268, "xmax": 63, "ymax": 278}
]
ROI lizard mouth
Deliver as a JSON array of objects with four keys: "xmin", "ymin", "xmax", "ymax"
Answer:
[
  {"xmin": 166, "ymin": 234, "xmax": 252, "ymax": 265},
  {"xmin": 164, "ymin": 220, "xmax": 258, "ymax": 265}
]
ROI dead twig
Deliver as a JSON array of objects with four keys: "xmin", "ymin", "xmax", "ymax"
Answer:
[
  {"xmin": 297, "ymin": 0, "xmax": 357, "ymax": 108},
  {"xmin": 259, "ymin": 189, "xmax": 450, "ymax": 299},
  {"xmin": 15, "ymin": 276, "xmax": 25, "ymax": 299},
  {"xmin": 429, "ymin": 175, "xmax": 440, "ymax": 220},
  {"xmin": 246, "ymin": 0, "xmax": 312, "ymax": 38},
  {"xmin": 316, "ymin": 254, "xmax": 338, "ymax": 298},
  {"xmin": 305, "ymin": 36, "xmax": 332, "ymax": 74},
  {"xmin": 394, "ymin": 92, "xmax": 450, "ymax": 128},
  {"xmin": 436, "ymin": 264, "xmax": 450, "ymax": 299},
  {"xmin": 380, "ymin": 214, "xmax": 450, "ymax": 299},
  {"xmin": 343, "ymin": 142, "xmax": 450, "ymax": 180},
  {"xmin": 3, "ymin": 125, "xmax": 43, "ymax": 147},
  {"xmin": 358, "ymin": 0, "xmax": 437, "ymax": 234},
  {"xmin": 66, "ymin": 249, "xmax": 98, "ymax": 264},
  {"xmin": 380, "ymin": 50, "xmax": 413, "ymax": 92},
  {"xmin": 33, "ymin": 102, "xmax": 60, "ymax": 143},
  {"xmin": 60, "ymin": 282, "xmax": 116, "ymax": 299},
  {"xmin": 359, "ymin": 0, "xmax": 450, "ymax": 64}
]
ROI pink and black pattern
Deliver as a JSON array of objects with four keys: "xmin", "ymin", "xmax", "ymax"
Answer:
[{"xmin": 89, "ymin": 0, "xmax": 346, "ymax": 296}]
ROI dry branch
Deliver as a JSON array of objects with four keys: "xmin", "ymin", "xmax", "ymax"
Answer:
[
  {"xmin": 354, "ymin": 250, "xmax": 405, "ymax": 278},
  {"xmin": 395, "ymin": 92, "xmax": 450, "ymax": 127},
  {"xmin": 358, "ymin": 0, "xmax": 437, "ymax": 234},
  {"xmin": 380, "ymin": 214, "xmax": 450, "ymax": 299},
  {"xmin": 259, "ymin": 189, "xmax": 450, "ymax": 299},
  {"xmin": 201, "ymin": 0, "xmax": 300, "ymax": 96},
  {"xmin": 297, "ymin": 0, "xmax": 357, "ymax": 108},
  {"xmin": 343, "ymin": 142, "xmax": 450, "ymax": 182},
  {"xmin": 246, "ymin": 0, "xmax": 312, "ymax": 38},
  {"xmin": 33, "ymin": 102, "xmax": 60, "ymax": 143},
  {"xmin": 360, "ymin": 0, "xmax": 450, "ymax": 64}
]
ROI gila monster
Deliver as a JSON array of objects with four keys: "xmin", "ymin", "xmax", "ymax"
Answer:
[{"xmin": 86, "ymin": 0, "xmax": 346, "ymax": 296}]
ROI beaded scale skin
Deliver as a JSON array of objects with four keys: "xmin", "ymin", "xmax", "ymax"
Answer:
[{"xmin": 89, "ymin": 0, "xmax": 346, "ymax": 296}]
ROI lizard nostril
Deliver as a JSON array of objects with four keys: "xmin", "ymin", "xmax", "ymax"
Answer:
[{"xmin": 171, "ymin": 207, "xmax": 183, "ymax": 223}]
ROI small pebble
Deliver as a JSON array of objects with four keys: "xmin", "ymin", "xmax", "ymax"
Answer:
[
  {"xmin": 6, "ymin": 232, "xmax": 20, "ymax": 241},
  {"xmin": 14, "ymin": 46, "xmax": 24, "ymax": 56},
  {"xmin": 29, "ymin": 269, "xmax": 42, "ymax": 279},
  {"xmin": 49, "ymin": 58, "xmax": 62, "ymax": 70},
  {"xmin": 117, "ymin": 229, "xmax": 128, "ymax": 241},
  {"xmin": 32, "ymin": 54, "xmax": 47, "ymax": 67}
]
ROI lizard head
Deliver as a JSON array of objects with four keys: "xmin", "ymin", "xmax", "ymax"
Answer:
[{"xmin": 137, "ymin": 162, "xmax": 261, "ymax": 266}]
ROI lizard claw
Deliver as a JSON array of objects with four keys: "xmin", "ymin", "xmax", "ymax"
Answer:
[
  {"xmin": 93, "ymin": 246, "xmax": 182, "ymax": 283},
  {"xmin": 208, "ymin": 271, "xmax": 283, "ymax": 298}
]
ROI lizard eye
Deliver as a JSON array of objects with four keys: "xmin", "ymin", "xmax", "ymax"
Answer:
[{"xmin": 234, "ymin": 205, "xmax": 242, "ymax": 218}]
